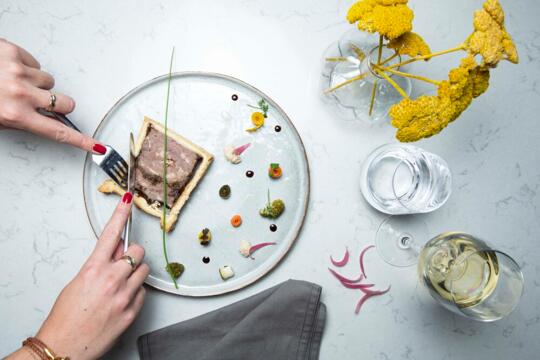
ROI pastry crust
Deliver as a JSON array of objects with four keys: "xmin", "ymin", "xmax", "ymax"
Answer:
[{"xmin": 98, "ymin": 116, "xmax": 214, "ymax": 232}]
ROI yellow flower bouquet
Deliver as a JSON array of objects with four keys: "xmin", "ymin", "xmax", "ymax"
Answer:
[{"xmin": 324, "ymin": 0, "xmax": 518, "ymax": 142}]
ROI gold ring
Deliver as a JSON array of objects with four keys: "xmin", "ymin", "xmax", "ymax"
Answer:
[
  {"xmin": 47, "ymin": 92, "xmax": 57, "ymax": 111},
  {"xmin": 121, "ymin": 254, "xmax": 136, "ymax": 271}
]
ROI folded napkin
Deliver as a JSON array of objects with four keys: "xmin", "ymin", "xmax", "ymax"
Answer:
[{"xmin": 137, "ymin": 280, "xmax": 326, "ymax": 360}]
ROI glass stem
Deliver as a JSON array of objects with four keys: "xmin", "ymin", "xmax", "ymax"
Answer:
[{"xmin": 399, "ymin": 235, "xmax": 422, "ymax": 255}]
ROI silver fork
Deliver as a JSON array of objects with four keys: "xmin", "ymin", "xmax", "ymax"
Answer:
[{"xmin": 39, "ymin": 109, "xmax": 129, "ymax": 188}]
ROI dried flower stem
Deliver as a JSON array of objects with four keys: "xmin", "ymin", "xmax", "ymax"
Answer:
[
  {"xmin": 368, "ymin": 36, "xmax": 384, "ymax": 116},
  {"xmin": 381, "ymin": 52, "xmax": 399, "ymax": 66},
  {"xmin": 324, "ymin": 48, "xmax": 399, "ymax": 93},
  {"xmin": 375, "ymin": 65, "xmax": 442, "ymax": 86},
  {"xmin": 325, "ymin": 56, "xmax": 348, "ymax": 62},
  {"xmin": 350, "ymin": 43, "xmax": 366, "ymax": 60},
  {"xmin": 324, "ymin": 72, "xmax": 369, "ymax": 93},
  {"xmin": 369, "ymin": 79, "xmax": 378, "ymax": 115},
  {"xmin": 374, "ymin": 68, "xmax": 409, "ymax": 99},
  {"xmin": 387, "ymin": 45, "xmax": 465, "ymax": 70}
]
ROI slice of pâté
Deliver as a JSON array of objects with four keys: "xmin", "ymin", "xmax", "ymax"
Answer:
[{"xmin": 98, "ymin": 116, "xmax": 213, "ymax": 232}]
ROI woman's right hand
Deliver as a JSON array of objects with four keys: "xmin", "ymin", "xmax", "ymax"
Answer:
[
  {"xmin": 33, "ymin": 192, "xmax": 149, "ymax": 359},
  {"xmin": 0, "ymin": 38, "xmax": 105, "ymax": 153}
]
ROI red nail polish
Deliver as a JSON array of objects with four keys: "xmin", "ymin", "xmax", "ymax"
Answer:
[
  {"xmin": 122, "ymin": 192, "xmax": 133, "ymax": 204},
  {"xmin": 93, "ymin": 143, "xmax": 107, "ymax": 155}
]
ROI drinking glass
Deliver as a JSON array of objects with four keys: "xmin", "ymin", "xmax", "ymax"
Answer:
[{"xmin": 360, "ymin": 144, "xmax": 452, "ymax": 215}]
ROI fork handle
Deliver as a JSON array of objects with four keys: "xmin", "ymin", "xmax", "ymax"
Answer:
[{"xmin": 38, "ymin": 109, "xmax": 82, "ymax": 133}]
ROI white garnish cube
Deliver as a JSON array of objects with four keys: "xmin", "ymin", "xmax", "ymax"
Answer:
[
  {"xmin": 239, "ymin": 240, "xmax": 252, "ymax": 257},
  {"xmin": 219, "ymin": 265, "xmax": 235, "ymax": 280}
]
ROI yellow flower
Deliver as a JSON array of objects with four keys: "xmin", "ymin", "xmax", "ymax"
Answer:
[
  {"xmin": 246, "ymin": 111, "xmax": 265, "ymax": 132},
  {"xmin": 390, "ymin": 55, "xmax": 491, "ymax": 142},
  {"xmin": 347, "ymin": 0, "xmax": 413, "ymax": 40},
  {"xmin": 465, "ymin": 0, "xmax": 518, "ymax": 66},
  {"xmin": 388, "ymin": 32, "xmax": 431, "ymax": 58},
  {"xmin": 251, "ymin": 112, "xmax": 265, "ymax": 127}
]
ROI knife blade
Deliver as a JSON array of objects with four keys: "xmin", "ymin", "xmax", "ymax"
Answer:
[{"xmin": 123, "ymin": 133, "xmax": 136, "ymax": 253}]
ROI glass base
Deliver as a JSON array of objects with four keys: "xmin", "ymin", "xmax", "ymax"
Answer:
[{"xmin": 375, "ymin": 216, "xmax": 429, "ymax": 267}]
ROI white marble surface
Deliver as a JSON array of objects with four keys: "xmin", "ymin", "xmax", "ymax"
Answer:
[{"xmin": 1, "ymin": 0, "xmax": 539, "ymax": 359}]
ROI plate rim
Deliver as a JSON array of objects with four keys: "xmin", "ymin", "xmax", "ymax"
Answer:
[{"xmin": 82, "ymin": 71, "xmax": 310, "ymax": 297}]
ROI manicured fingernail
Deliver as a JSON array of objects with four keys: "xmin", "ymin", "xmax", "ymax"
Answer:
[
  {"xmin": 92, "ymin": 143, "xmax": 107, "ymax": 155},
  {"xmin": 122, "ymin": 192, "xmax": 133, "ymax": 204}
]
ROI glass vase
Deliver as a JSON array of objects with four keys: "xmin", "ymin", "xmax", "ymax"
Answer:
[{"xmin": 321, "ymin": 29, "xmax": 412, "ymax": 123}]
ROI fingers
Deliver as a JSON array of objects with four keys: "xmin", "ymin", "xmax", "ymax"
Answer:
[
  {"xmin": 93, "ymin": 193, "xmax": 133, "ymax": 261},
  {"xmin": 30, "ymin": 87, "xmax": 75, "ymax": 114},
  {"xmin": 112, "ymin": 241, "xmax": 125, "ymax": 261},
  {"xmin": 25, "ymin": 67, "xmax": 55, "ymax": 90},
  {"xmin": 23, "ymin": 113, "xmax": 98, "ymax": 152},
  {"xmin": 127, "ymin": 263, "xmax": 150, "ymax": 292},
  {"xmin": 127, "ymin": 287, "xmax": 146, "ymax": 323},
  {"xmin": 17, "ymin": 45, "xmax": 41, "ymax": 69},
  {"xmin": 114, "ymin": 244, "xmax": 145, "ymax": 278}
]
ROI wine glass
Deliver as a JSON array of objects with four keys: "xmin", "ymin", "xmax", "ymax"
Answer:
[{"xmin": 417, "ymin": 232, "xmax": 524, "ymax": 322}]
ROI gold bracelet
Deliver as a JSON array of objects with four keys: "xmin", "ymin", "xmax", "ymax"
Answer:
[{"xmin": 22, "ymin": 337, "xmax": 70, "ymax": 360}]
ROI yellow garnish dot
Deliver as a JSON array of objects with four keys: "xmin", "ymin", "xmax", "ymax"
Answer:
[
  {"xmin": 388, "ymin": 32, "xmax": 431, "ymax": 59},
  {"xmin": 251, "ymin": 111, "xmax": 265, "ymax": 126},
  {"xmin": 465, "ymin": 0, "xmax": 518, "ymax": 66},
  {"xmin": 347, "ymin": 0, "xmax": 413, "ymax": 40},
  {"xmin": 246, "ymin": 111, "xmax": 265, "ymax": 132}
]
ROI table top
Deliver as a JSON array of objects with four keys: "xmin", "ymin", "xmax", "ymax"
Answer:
[{"xmin": 1, "ymin": 0, "xmax": 539, "ymax": 359}]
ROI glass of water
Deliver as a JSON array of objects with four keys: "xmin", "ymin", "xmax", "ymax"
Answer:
[{"xmin": 360, "ymin": 144, "xmax": 452, "ymax": 215}]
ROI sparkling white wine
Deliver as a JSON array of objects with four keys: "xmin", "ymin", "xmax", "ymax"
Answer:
[{"xmin": 418, "ymin": 233, "xmax": 499, "ymax": 310}]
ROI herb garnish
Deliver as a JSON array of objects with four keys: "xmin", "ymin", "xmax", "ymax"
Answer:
[
  {"xmin": 259, "ymin": 190, "xmax": 285, "ymax": 219},
  {"xmin": 248, "ymin": 98, "xmax": 269, "ymax": 118},
  {"xmin": 162, "ymin": 47, "xmax": 180, "ymax": 289}
]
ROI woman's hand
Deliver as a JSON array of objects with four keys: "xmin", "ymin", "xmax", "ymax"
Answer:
[
  {"xmin": 33, "ymin": 192, "xmax": 148, "ymax": 359},
  {"xmin": 0, "ymin": 38, "xmax": 105, "ymax": 153}
]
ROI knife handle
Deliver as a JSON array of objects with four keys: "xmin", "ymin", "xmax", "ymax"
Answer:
[{"xmin": 38, "ymin": 109, "xmax": 82, "ymax": 133}]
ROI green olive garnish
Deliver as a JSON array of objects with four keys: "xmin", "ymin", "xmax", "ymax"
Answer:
[{"xmin": 219, "ymin": 185, "xmax": 231, "ymax": 199}]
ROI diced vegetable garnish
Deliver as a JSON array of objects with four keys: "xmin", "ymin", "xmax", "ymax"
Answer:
[
  {"xmin": 268, "ymin": 163, "xmax": 283, "ymax": 179},
  {"xmin": 166, "ymin": 262, "xmax": 185, "ymax": 279},
  {"xmin": 260, "ymin": 191, "xmax": 285, "ymax": 219},
  {"xmin": 231, "ymin": 214, "xmax": 243, "ymax": 228},
  {"xmin": 239, "ymin": 240, "xmax": 252, "ymax": 257},
  {"xmin": 219, "ymin": 185, "xmax": 231, "ymax": 199},
  {"xmin": 198, "ymin": 228, "xmax": 212, "ymax": 246},
  {"xmin": 219, "ymin": 265, "xmax": 235, "ymax": 280}
]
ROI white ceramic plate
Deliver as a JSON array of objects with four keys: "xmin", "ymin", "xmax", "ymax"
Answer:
[{"xmin": 83, "ymin": 72, "xmax": 310, "ymax": 296}]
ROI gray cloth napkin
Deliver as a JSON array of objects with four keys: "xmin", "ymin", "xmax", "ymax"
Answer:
[{"xmin": 137, "ymin": 280, "xmax": 326, "ymax": 360}]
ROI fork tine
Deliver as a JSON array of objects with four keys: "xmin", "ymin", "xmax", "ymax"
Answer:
[
  {"xmin": 103, "ymin": 166, "xmax": 123, "ymax": 186},
  {"xmin": 113, "ymin": 152, "xmax": 129, "ymax": 172},
  {"xmin": 94, "ymin": 146, "xmax": 128, "ymax": 188}
]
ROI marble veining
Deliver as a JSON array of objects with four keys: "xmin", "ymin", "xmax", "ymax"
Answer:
[{"xmin": 1, "ymin": 0, "xmax": 540, "ymax": 359}]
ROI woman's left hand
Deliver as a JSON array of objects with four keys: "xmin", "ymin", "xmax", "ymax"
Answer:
[{"xmin": 0, "ymin": 38, "xmax": 103, "ymax": 153}]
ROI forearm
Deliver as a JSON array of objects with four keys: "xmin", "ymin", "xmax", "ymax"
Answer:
[{"xmin": 4, "ymin": 347, "xmax": 36, "ymax": 360}]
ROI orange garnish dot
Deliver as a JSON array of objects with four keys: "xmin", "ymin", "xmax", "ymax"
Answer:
[
  {"xmin": 231, "ymin": 215, "xmax": 242, "ymax": 228},
  {"xmin": 269, "ymin": 166, "xmax": 283, "ymax": 179}
]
